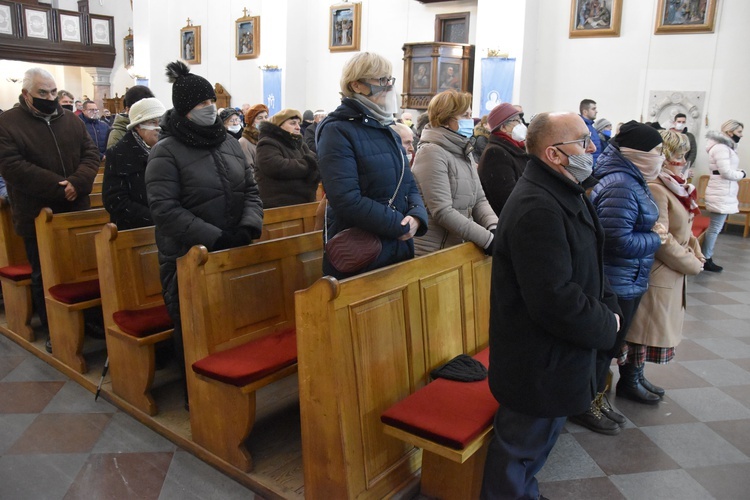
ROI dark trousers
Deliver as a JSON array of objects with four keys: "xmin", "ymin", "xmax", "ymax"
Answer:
[
  {"xmin": 480, "ymin": 405, "xmax": 566, "ymax": 500},
  {"xmin": 595, "ymin": 295, "xmax": 642, "ymax": 393},
  {"xmin": 23, "ymin": 236, "xmax": 47, "ymax": 328}
]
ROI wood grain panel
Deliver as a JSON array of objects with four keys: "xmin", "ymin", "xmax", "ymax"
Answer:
[
  {"xmin": 72, "ymin": 228, "xmax": 100, "ymax": 277},
  {"xmin": 420, "ymin": 269, "xmax": 464, "ymax": 370}
]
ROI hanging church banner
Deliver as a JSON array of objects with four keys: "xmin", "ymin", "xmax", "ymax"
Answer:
[
  {"xmin": 236, "ymin": 11, "xmax": 260, "ymax": 60},
  {"xmin": 329, "ymin": 3, "xmax": 361, "ymax": 52},
  {"xmin": 262, "ymin": 68, "xmax": 282, "ymax": 117},
  {"xmin": 480, "ymin": 58, "xmax": 515, "ymax": 114},
  {"xmin": 180, "ymin": 21, "xmax": 201, "ymax": 65},
  {"xmin": 569, "ymin": 0, "xmax": 622, "ymax": 38}
]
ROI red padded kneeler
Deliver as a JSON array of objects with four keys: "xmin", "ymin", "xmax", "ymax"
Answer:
[
  {"xmin": 113, "ymin": 304, "xmax": 174, "ymax": 338},
  {"xmin": 0, "ymin": 263, "xmax": 32, "ymax": 281},
  {"xmin": 48, "ymin": 279, "xmax": 101, "ymax": 304}
]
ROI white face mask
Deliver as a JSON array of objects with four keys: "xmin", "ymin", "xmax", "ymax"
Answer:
[
  {"xmin": 511, "ymin": 123, "xmax": 527, "ymax": 142},
  {"xmin": 674, "ymin": 122, "xmax": 686, "ymax": 131},
  {"xmin": 139, "ymin": 124, "xmax": 161, "ymax": 131},
  {"xmin": 228, "ymin": 124, "xmax": 241, "ymax": 133},
  {"xmin": 383, "ymin": 88, "xmax": 398, "ymax": 116}
]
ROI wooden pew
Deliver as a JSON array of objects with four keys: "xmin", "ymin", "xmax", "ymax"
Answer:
[
  {"xmin": 178, "ymin": 231, "xmax": 323, "ymax": 471},
  {"xmin": 90, "ymin": 173, "xmax": 103, "ymax": 208},
  {"xmin": 95, "ymin": 223, "xmax": 171, "ymax": 415},
  {"xmin": 295, "ymin": 243, "xmax": 491, "ymax": 498},
  {"xmin": 696, "ymin": 174, "xmax": 709, "ymax": 209},
  {"xmin": 257, "ymin": 201, "xmax": 318, "ymax": 242},
  {"xmin": 727, "ymin": 178, "xmax": 750, "ymax": 237},
  {"xmin": 0, "ymin": 202, "xmax": 34, "ymax": 341},
  {"xmin": 95, "ymin": 202, "xmax": 323, "ymax": 416},
  {"xmin": 36, "ymin": 207, "xmax": 109, "ymax": 373}
]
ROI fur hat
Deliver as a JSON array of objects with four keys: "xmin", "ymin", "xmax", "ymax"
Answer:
[
  {"xmin": 487, "ymin": 103, "xmax": 520, "ymax": 132},
  {"xmin": 126, "ymin": 98, "xmax": 166, "ymax": 130},
  {"xmin": 165, "ymin": 61, "xmax": 216, "ymax": 116},
  {"xmin": 594, "ymin": 118, "xmax": 612, "ymax": 132},
  {"xmin": 303, "ymin": 109, "xmax": 314, "ymax": 122},
  {"xmin": 219, "ymin": 107, "xmax": 240, "ymax": 124},
  {"xmin": 269, "ymin": 108, "xmax": 302, "ymax": 127},
  {"xmin": 244, "ymin": 104, "xmax": 268, "ymax": 126},
  {"xmin": 616, "ymin": 120, "xmax": 663, "ymax": 152}
]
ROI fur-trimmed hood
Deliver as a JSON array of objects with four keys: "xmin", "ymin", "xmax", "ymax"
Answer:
[{"xmin": 705, "ymin": 130, "xmax": 736, "ymax": 151}]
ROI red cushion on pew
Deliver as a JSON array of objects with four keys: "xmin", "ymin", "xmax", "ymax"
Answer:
[
  {"xmin": 192, "ymin": 327, "xmax": 297, "ymax": 387},
  {"xmin": 381, "ymin": 348, "xmax": 498, "ymax": 450},
  {"xmin": 692, "ymin": 214, "xmax": 710, "ymax": 238},
  {"xmin": 0, "ymin": 263, "xmax": 32, "ymax": 281},
  {"xmin": 48, "ymin": 279, "xmax": 101, "ymax": 304},
  {"xmin": 113, "ymin": 304, "xmax": 174, "ymax": 338}
]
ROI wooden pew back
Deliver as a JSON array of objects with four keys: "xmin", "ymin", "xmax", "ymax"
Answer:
[
  {"xmin": 257, "ymin": 201, "xmax": 319, "ymax": 242},
  {"xmin": 0, "ymin": 202, "xmax": 27, "ymax": 268},
  {"xmin": 295, "ymin": 243, "xmax": 491, "ymax": 499}
]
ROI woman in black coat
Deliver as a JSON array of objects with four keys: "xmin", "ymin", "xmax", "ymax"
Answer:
[
  {"xmin": 255, "ymin": 108, "xmax": 320, "ymax": 208},
  {"xmin": 103, "ymin": 97, "xmax": 166, "ymax": 229}
]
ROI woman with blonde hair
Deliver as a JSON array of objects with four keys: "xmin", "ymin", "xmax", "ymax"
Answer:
[
  {"xmin": 412, "ymin": 89, "xmax": 497, "ymax": 256},
  {"xmin": 316, "ymin": 52, "xmax": 428, "ymax": 279},
  {"xmin": 702, "ymin": 119, "xmax": 745, "ymax": 271},
  {"xmin": 623, "ymin": 130, "xmax": 704, "ymax": 399}
]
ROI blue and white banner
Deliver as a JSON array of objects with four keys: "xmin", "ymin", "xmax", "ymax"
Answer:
[
  {"xmin": 480, "ymin": 58, "xmax": 516, "ymax": 113},
  {"xmin": 262, "ymin": 68, "xmax": 282, "ymax": 117}
]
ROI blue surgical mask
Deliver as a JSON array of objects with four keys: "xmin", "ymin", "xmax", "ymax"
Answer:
[
  {"xmin": 457, "ymin": 118, "xmax": 474, "ymax": 138},
  {"xmin": 602, "ymin": 130, "xmax": 612, "ymax": 138}
]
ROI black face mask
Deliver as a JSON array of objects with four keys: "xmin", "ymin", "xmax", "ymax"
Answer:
[
  {"xmin": 732, "ymin": 134, "xmax": 741, "ymax": 144},
  {"xmin": 31, "ymin": 97, "xmax": 58, "ymax": 115},
  {"xmin": 61, "ymin": 104, "xmax": 74, "ymax": 111}
]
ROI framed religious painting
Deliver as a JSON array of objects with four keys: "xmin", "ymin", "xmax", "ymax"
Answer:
[
  {"xmin": 180, "ymin": 23, "xmax": 201, "ymax": 64},
  {"xmin": 123, "ymin": 30, "xmax": 134, "ymax": 69},
  {"xmin": 655, "ymin": 0, "xmax": 717, "ymax": 34},
  {"xmin": 58, "ymin": 11, "xmax": 82, "ymax": 44},
  {"xmin": 0, "ymin": 2, "xmax": 17, "ymax": 37},
  {"xmin": 569, "ymin": 0, "xmax": 622, "ymax": 38},
  {"xmin": 236, "ymin": 13, "xmax": 260, "ymax": 60},
  {"xmin": 90, "ymin": 15, "xmax": 113, "ymax": 46},
  {"xmin": 410, "ymin": 60, "xmax": 433, "ymax": 93},
  {"xmin": 23, "ymin": 6, "xmax": 51, "ymax": 40},
  {"xmin": 329, "ymin": 2, "xmax": 361, "ymax": 52}
]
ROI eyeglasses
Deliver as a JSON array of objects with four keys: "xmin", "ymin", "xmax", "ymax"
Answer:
[
  {"xmin": 227, "ymin": 118, "xmax": 242, "ymax": 125},
  {"xmin": 552, "ymin": 135, "xmax": 592, "ymax": 150},
  {"xmin": 369, "ymin": 76, "xmax": 396, "ymax": 87}
]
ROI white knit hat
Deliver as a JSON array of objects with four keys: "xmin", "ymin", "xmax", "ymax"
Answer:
[{"xmin": 127, "ymin": 97, "xmax": 166, "ymax": 130}]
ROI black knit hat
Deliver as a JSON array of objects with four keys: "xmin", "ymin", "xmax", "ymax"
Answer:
[
  {"xmin": 616, "ymin": 120, "xmax": 663, "ymax": 152},
  {"xmin": 165, "ymin": 61, "xmax": 216, "ymax": 116},
  {"xmin": 430, "ymin": 354, "xmax": 487, "ymax": 382},
  {"xmin": 219, "ymin": 107, "xmax": 240, "ymax": 124}
]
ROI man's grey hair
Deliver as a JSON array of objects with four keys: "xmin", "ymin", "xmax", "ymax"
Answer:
[{"xmin": 22, "ymin": 67, "xmax": 55, "ymax": 92}]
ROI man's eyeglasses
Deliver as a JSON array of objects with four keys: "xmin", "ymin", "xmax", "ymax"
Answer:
[{"xmin": 552, "ymin": 135, "xmax": 592, "ymax": 150}]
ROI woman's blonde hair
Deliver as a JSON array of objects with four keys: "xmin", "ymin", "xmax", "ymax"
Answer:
[
  {"xmin": 427, "ymin": 89, "xmax": 472, "ymax": 127},
  {"xmin": 659, "ymin": 130, "xmax": 689, "ymax": 162},
  {"xmin": 339, "ymin": 52, "xmax": 392, "ymax": 98},
  {"xmin": 721, "ymin": 119, "xmax": 744, "ymax": 135}
]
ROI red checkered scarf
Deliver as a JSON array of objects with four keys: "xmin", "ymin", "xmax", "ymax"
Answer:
[{"xmin": 658, "ymin": 170, "xmax": 701, "ymax": 216}]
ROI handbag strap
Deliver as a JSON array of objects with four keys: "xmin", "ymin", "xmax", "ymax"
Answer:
[{"xmin": 325, "ymin": 138, "xmax": 407, "ymax": 244}]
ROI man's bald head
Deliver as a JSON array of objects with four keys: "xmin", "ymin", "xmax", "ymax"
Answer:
[
  {"xmin": 392, "ymin": 122, "xmax": 415, "ymax": 155},
  {"xmin": 526, "ymin": 112, "xmax": 585, "ymax": 158}
]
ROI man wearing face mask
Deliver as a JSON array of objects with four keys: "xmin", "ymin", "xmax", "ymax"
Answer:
[
  {"xmin": 58, "ymin": 90, "xmax": 75, "ymax": 111},
  {"xmin": 670, "ymin": 113, "xmax": 697, "ymax": 167},
  {"xmin": 481, "ymin": 112, "xmax": 621, "ymax": 499},
  {"xmin": 478, "ymin": 102, "xmax": 531, "ymax": 215},
  {"xmin": 0, "ymin": 67, "xmax": 99, "ymax": 347},
  {"xmin": 585, "ymin": 121, "xmax": 668, "ymax": 424},
  {"xmin": 145, "ymin": 61, "xmax": 264, "ymax": 405}
]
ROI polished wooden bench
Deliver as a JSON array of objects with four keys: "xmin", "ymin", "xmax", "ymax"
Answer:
[
  {"xmin": 295, "ymin": 242, "xmax": 492, "ymax": 498},
  {"xmin": 95, "ymin": 223, "xmax": 172, "ymax": 415},
  {"xmin": 178, "ymin": 231, "xmax": 323, "ymax": 471},
  {"xmin": 0, "ymin": 202, "xmax": 33, "ymax": 341},
  {"xmin": 90, "ymin": 173, "xmax": 103, "ymax": 208},
  {"xmin": 727, "ymin": 178, "xmax": 750, "ymax": 238},
  {"xmin": 36, "ymin": 207, "xmax": 109, "ymax": 373},
  {"xmin": 381, "ymin": 348, "xmax": 497, "ymax": 499},
  {"xmin": 257, "ymin": 201, "xmax": 318, "ymax": 242}
]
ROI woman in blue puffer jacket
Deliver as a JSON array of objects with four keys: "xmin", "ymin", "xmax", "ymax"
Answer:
[{"xmin": 589, "ymin": 121, "xmax": 667, "ymax": 412}]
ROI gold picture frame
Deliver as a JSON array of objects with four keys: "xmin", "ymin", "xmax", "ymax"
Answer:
[
  {"xmin": 655, "ymin": 0, "xmax": 717, "ymax": 34},
  {"xmin": 180, "ymin": 23, "xmax": 201, "ymax": 65},
  {"xmin": 329, "ymin": 2, "xmax": 361, "ymax": 52},
  {"xmin": 123, "ymin": 30, "xmax": 133, "ymax": 69},
  {"xmin": 235, "ymin": 13, "xmax": 260, "ymax": 60},
  {"xmin": 569, "ymin": 0, "xmax": 622, "ymax": 38}
]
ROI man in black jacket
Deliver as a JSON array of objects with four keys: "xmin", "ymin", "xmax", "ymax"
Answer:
[{"xmin": 481, "ymin": 112, "xmax": 621, "ymax": 499}]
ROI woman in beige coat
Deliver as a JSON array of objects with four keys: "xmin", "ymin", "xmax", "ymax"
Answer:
[
  {"xmin": 412, "ymin": 89, "xmax": 497, "ymax": 256},
  {"xmin": 624, "ymin": 130, "xmax": 705, "ymax": 398}
]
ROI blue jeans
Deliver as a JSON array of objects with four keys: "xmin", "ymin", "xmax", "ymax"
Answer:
[
  {"xmin": 701, "ymin": 212, "xmax": 728, "ymax": 259},
  {"xmin": 481, "ymin": 405, "xmax": 566, "ymax": 500}
]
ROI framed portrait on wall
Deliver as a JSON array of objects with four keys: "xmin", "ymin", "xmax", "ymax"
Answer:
[
  {"xmin": 59, "ymin": 12, "xmax": 82, "ymax": 43},
  {"xmin": 438, "ymin": 61, "xmax": 462, "ymax": 91},
  {"xmin": 180, "ymin": 24, "xmax": 201, "ymax": 65},
  {"xmin": 123, "ymin": 31, "xmax": 134, "ymax": 69},
  {"xmin": 23, "ymin": 7, "xmax": 50, "ymax": 40},
  {"xmin": 329, "ymin": 2, "xmax": 361, "ymax": 52},
  {"xmin": 655, "ymin": 0, "xmax": 717, "ymax": 34},
  {"xmin": 569, "ymin": 0, "xmax": 622, "ymax": 38},
  {"xmin": 411, "ymin": 60, "xmax": 433, "ymax": 93},
  {"xmin": 0, "ymin": 2, "xmax": 16, "ymax": 36},
  {"xmin": 235, "ymin": 14, "xmax": 260, "ymax": 60},
  {"xmin": 90, "ymin": 15, "xmax": 113, "ymax": 46}
]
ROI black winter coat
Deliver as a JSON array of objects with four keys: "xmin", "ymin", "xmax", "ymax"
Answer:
[
  {"xmin": 103, "ymin": 130, "xmax": 153, "ymax": 230},
  {"xmin": 488, "ymin": 157, "xmax": 620, "ymax": 418},
  {"xmin": 81, "ymin": 114, "xmax": 111, "ymax": 158},
  {"xmin": 317, "ymin": 98, "xmax": 428, "ymax": 279},
  {"xmin": 477, "ymin": 133, "xmax": 529, "ymax": 216},
  {"xmin": 255, "ymin": 121, "xmax": 320, "ymax": 208}
]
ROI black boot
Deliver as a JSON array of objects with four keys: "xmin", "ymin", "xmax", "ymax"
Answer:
[
  {"xmin": 704, "ymin": 258, "xmax": 723, "ymax": 272},
  {"xmin": 640, "ymin": 368, "xmax": 665, "ymax": 397},
  {"xmin": 617, "ymin": 363, "xmax": 660, "ymax": 405}
]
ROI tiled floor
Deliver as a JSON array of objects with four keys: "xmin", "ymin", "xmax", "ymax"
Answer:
[{"xmin": 1, "ymin": 233, "xmax": 749, "ymax": 499}]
